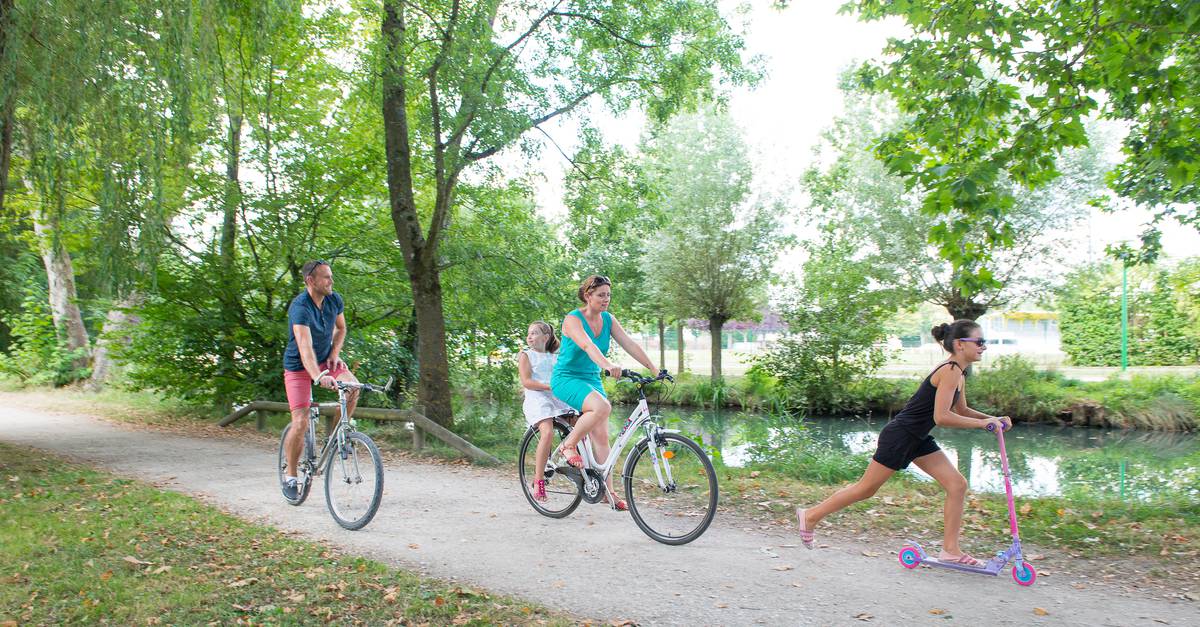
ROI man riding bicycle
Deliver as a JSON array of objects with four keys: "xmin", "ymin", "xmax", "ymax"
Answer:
[{"xmin": 281, "ymin": 259, "xmax": 360, "ymax": 499}]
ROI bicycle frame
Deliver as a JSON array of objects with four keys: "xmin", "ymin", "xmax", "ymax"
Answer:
[
  {"xmin": 559, "ymin": 391, "xmax": 680, "ymax": 502},
  {"xmin": 302, "ymin": 385, "xmax": 359, "ymax": 480}
]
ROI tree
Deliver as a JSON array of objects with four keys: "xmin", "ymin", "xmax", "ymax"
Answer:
[
  {"xmin": 377, "ymin": 0, "xmax": 753, "ymax": 425},
  {"xmin": 757, "ymin": 228, "xmax": 901, "ymax": 414},
  {"xmin": 846, "ymin": 0, "xmax": 1200, "ymax": 283},
  {"xmin": 643, "ymin": 108, "xmax": 785, "ymax": 382},
  {"xmin": 562, "ymin": 129, "xmax": 668, "ymax": 362},
  {"xmin": 1056, "ymin": 261, "xmax": 1200, "ymax": 366},
  {"xmin": 804, "ymin": 87, "xmax": 1106, "ymax": 320}
]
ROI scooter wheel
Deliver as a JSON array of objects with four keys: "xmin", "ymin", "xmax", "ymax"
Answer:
[
  {"xmin": 1012, "ymin": 562, "xmax": 1036, "ymax": 586},
  {"xmin": 898, "ymin": 546, "xmax": 921, "ymax": 569}
]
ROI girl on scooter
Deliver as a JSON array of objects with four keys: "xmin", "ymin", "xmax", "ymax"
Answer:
[{"xmin": 795, "ymin": 319, "xmax": 1012, "ymax": 566}]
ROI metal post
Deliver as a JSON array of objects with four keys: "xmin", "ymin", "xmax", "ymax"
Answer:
[{"xmin": 1121, "ymin": 264, "xmax": 1129, "ymax": 371}]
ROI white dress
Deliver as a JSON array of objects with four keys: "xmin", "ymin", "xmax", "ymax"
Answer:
[{"xmin": 522, "ymin": 349, "xmax": 573, "ymax": 425}]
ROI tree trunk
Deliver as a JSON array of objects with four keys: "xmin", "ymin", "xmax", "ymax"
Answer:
[
  {"xmin": 709, "ymin": 316, "xmax": 725, "ymax": 384},
  {"xmin": 409, "ymin": 262, "xmax": 454, "ymax": 426},
  {"xmin": 657, "ymin": 317, "xmax": 665, "ymax": 373},
  {"xmin": 943, "ymin": 293, "xmax": 988, "ymax": 321},
  {"xmin": 676, "ymin": 321, "xmax": 685, "ymax": 374},
  {"xmin": 381, "ymin": 1, "xmax": 454, "ymax": 427},
  {"xmin": 215, "ymin": 113, "xmax": 242, "ymax": 405},
  {"xmin": 88, "ymin": 293, "xmax": 141, "ymax": 390},
  {"xmin": 31, "ymin": 207, "xmax": 90, "ymax": 374},
  {"xmin": 0, "ymin": 0, "xmax": 15, "ymax": 214}
]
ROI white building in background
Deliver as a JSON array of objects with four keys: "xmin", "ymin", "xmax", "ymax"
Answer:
[{"xmin": 975, "ymin": 309, "xmax": 1062, "ymax": 352}]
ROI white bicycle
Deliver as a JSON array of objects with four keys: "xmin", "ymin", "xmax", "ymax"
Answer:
[{"xmin": 518, "ymin": 370, "xmax": 718, "ymax": 545}]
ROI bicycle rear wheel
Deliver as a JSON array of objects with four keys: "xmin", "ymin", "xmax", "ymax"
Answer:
[
  {"xmin": 324, "ymin": 430, "xmax": 384, "ymax": 530},
  {"xmin": 518, "ymin": 421, "xmax": 583, "ymax": 518},
  {"xmin": 278, "ymin": 424, "xmax": 313, "ymax": 506},
  {"xmin": 623, "ymin": 432, "xmax": 718, "ymax": 545}
]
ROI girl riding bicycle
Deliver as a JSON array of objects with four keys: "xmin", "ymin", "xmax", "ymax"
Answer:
[
  {"xmin": 518, "ymin": 321, "xmax": 574, "ymax": 503},
  {"xmin": 551, "ymin": 274, "xmax": 659, "ymax": 511}
]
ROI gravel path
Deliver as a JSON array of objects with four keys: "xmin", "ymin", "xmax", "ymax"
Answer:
[{"xmin": 3, "ymin": 404, "xmax": 1197, "ymax": 626}]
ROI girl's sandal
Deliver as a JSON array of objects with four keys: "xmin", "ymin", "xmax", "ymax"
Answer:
[
  {"xmin": 939, "ymin": 552, "xmax": 982, "ymax": 567},
  {"xmin": 557, "ymin": 444, "xmax": 583, "ymax": 469},
  {"xmin": 796, "ymin": 508, "xmax": 815, "ymax": 550},
  {"xmin": 531, "ymin": 479, "xmax": 547, "ymax": 503}
]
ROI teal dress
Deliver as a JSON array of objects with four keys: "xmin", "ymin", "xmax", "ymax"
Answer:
[{"xmin": 551, "ymin": 310, "xmax": 612, "ymax": 411}]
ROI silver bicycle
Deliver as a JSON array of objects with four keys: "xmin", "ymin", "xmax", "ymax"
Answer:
[
  {"xmin": 277, "ymin": 375, "xmax": 390, "ymax": 530},
  {"xmin": 518, "ymin": 370, "xmax": 719, "ymax": 545}
]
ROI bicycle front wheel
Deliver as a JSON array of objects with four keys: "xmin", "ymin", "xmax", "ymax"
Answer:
[
  {"xmin": 324, "ymin": 431, "xmax": 384, "ymax": 530},
  {"xmin": 518, "ymin": 421, "xmax": 582, "ymax": 518},
  {"xmin": 623, "ymin": 432, "xmax": 718, "ymax": 545},
  {"xmin": 278, "ymin": 424, "xmax": 313, "ymax": 506}
]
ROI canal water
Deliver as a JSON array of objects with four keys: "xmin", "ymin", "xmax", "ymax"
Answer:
[{"xmin": 650, "ymin": 406, "xmax": 1200, "ymax": 501}]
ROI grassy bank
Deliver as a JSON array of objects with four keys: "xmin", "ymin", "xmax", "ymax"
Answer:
[{"xmin": 0, "ymin": 442, "xmax": 571, "ymax": 625}]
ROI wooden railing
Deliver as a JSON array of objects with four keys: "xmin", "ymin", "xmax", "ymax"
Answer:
[{"xmin": 218, "ymin": 401, "xmax": 500, "ymax": 465}]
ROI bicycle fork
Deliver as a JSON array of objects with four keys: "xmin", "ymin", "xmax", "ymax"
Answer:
[{"xmin": 642, "ymin": 423, "xmax": 676, "ymax": 494}]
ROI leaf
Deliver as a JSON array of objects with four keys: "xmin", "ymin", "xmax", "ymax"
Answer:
[
  {"xmin": 122, "ymin": 556, "xmax": 152, "ymax": 567},
  {"xmin": 1033, "ymin": 608, "xmax": 1048, "ymax": 616},
  {"xmin": 929, "ymin": 608, "xmax": 946, "ymax": 615},
  {"xmin": 232, "ymin": 603, "xmax": 253, "ymax": 613},
  {"xmin": 749, "ymin": 471, "xmax": 761, "ymax": 478},
  {"xmin": 1020, "ymin": 503, "xmax": 1032, "ymax": 515},
  {"xmin": 434, "ymin": 596, "xmax": 445, "ymax": 606},
  {"xmin": 228, "ymin": 577, "xmax": 258, "ymax": 588},
  {"xmin": 99, "ymin": 570, "xmax": 113, "ymax": 581},
  {"xmin": 408, "ymin": 543, "xmax": 420, "ymax": 549},
  {"xmin": 861, "ymin": 550, "xmax": 880, "ymax": 557},
  {"xmin": 854, "ymin": 612, "xmax": 874, "ymax": 621},
  {"xmin": 772, "ymin": 565, "xmax": 794, "ymax": 571},
  {"xmin": 715, "ymin": 603, "xmax": 729, "ymax": 608},
  {"xmin": 151, "ymin": 565, "xmax": 171, "ymax": 575}
]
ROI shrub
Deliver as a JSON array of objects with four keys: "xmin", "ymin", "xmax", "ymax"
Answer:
[{"xmin": 0, "ymin": 287, "xmax": 90, "ymax": 386}]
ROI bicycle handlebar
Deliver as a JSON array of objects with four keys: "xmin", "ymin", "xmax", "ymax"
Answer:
[
  {"xmin": 602, "ymin": 368, "xmax": 674, "ymax": 385},
  {"xmin": 312, "ymin": 371, "xmax": 394, "ymax": 395}
]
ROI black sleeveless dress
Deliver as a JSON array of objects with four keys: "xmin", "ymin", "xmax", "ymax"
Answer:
[{"xmin": 871, "ymin": 362, "xmax": 961, "ymax": 471}]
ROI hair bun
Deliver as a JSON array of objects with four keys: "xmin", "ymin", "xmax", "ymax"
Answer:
[{"xmin": 930, "ymin": 323, "xmax": 950, "ymax": 342}]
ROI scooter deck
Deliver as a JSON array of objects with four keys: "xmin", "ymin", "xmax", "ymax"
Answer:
[{"xmin": 918, "ymin": 556, "xmax": 1004, "ymax": 575}]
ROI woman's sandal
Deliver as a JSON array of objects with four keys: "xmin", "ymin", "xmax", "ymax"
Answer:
[
  {"xmin": 603, "ymin": 490, "xmax": 628, "ymax": 511},
  {"xmin": 557, "ymin": 443, "xmax": 583, "ymax": 469},
  {"xmin": 938, "ymin": 551, "xmax": 982, "ymax": 567},
  {"xmin": 531, "ymin": 479, "xmax": 547, "ymax": 503},
  {"xmin": 796, "ymin": 508, "xmax": 815, "ymax": 550}
]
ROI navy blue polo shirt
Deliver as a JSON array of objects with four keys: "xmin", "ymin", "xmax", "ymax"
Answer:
[{"xmin": 283, "ymin": 291, "xmax": 344, "ymax": 372}]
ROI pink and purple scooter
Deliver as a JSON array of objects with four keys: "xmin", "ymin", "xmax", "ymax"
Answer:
[{"xmin": 898, "ymin": 423, "xmax": 1037, "ymax": 586}]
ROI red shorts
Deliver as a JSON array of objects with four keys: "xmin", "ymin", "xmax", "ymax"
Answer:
[{"xmin": 283, "ymin": 360, "xmax": 349, "ymax": 411}]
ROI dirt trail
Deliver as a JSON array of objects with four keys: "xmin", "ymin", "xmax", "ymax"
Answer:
[{"xmin": 2, "ymin": 403, "xmax": 1196, "ymax": 626}]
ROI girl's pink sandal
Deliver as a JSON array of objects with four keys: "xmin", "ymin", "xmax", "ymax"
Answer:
[{"xmin": 796, "ymin": 508, "xmax": 815, "ymax": 549}]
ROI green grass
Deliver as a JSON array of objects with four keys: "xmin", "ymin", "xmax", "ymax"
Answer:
[{"xmin": 0, "ymin": 443, "xmax": 573, "ymax": 626}]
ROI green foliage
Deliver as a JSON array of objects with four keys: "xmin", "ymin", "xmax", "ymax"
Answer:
[
  {"xmin": 803, "ymin": 85, "xmax": 1105, "ymax": 319},
  {"xmin": 756, "ymin": 231, "xmax": 899, "ymax": 414},
  {"xmin": 0, "ymin": 286, "xmax": 89, "ymax": 386},
  {"xmin": 969, "ymin": 356, "xmax": 1076, "ymax": 423},
  {"xmin": 643, "ymin": 108, "xmax": 785, "ymax": 334},
  {"xmin": 1057, "ymin": 261, "xmax": 1200, "ymax": 366},
  {"xmin": 847, "ymin": 0, "xmax": 1200, "ymax": 280}
]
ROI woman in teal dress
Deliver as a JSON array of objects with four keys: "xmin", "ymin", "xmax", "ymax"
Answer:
[{"xmin": 551, "ymin": 274, "xmax": 660, "ymax": 510}]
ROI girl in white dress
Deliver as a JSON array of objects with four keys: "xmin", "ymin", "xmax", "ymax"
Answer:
[{"xmin": 518, "ymin": 321, "xmax": 574, "ymax": 502}]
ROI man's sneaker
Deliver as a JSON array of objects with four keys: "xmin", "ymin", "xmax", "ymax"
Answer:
[{"xmin": 282, "ymin": 477, "xmax": 299, "ymax": 500}]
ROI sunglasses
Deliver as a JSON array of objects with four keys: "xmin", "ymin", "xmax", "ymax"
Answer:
[
  {"xmin": 305, "ymin": 260, "xmax": 328, "ymax": 278},
  {"xmin": 957, "ymin": 337, "xmax": 987, "ymax": 345}
]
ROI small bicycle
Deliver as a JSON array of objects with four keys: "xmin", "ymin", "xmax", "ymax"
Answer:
[
  {"xmin": 277, "ymin": 374, "xmax": 390, "ymax": 530},
  {"xmin": 518, "ymin": 369, "xmax": 719, "ymax": 545}
]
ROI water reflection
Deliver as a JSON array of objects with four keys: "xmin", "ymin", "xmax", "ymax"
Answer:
[{"xmin": 644, "ymin": 406, "xmax": 1200, "ymax": 501}]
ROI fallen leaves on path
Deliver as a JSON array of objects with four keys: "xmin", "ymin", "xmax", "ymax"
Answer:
[{"xmin": 1033, "ymin": 607, "xmax": 1049, "ymax": 616}]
